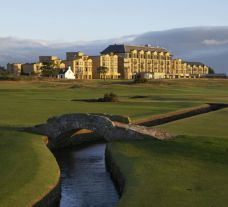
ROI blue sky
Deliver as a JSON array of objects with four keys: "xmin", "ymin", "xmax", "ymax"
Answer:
[{"xmin": 0, "ymin": 0, "xmax": 227, "ymax": 41}]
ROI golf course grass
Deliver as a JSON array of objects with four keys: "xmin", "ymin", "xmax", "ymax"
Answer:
[
  {"xmin": 108, "ymin": 105, "xmax": 228, "ymax": 206},
  {"xmin": 108, "ymin": 134, "xmax": 228, "ymax": 207},
  {"xmin": 0, "ymin": 129, "xmax": 59, "ymax": 207},
  {"xmin": 0, "ymin": 78, "xmax": 228, "ymax": 206},
  {"xmin": 161, "ymin": 107, "xmax": 228, "ymax": 138}
]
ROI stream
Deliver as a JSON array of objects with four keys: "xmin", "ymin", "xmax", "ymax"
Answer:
[{"xmin": 53, "ymin": 143, "xmax": 119, "ymax": 207}]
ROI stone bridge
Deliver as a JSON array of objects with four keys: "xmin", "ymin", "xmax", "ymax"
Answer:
[{"xmin": 26, "ymin": 113, "xmax": 171, "ymax": 149}]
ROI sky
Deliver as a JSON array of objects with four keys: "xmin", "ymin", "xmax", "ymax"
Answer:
[{"xmin": 0, "ymin": 0, "xmax": 227, "ymax": 41}]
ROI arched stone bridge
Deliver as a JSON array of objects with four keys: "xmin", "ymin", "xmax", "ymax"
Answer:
[{"xmin": 26, "ymin": 113, "xmax": 171, "ymax": 149}]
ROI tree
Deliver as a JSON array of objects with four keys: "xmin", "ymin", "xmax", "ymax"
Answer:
[
  {"xmin": 41, "ymin": 62, "xmax": 59, "ymax": 77},
  {"xmin": 208, "ymin": 67, "xmax": 215, "ymax": 74},
  {"xmin": 97, "ymin": 66, "xmax": 109, "ymax": 80}
]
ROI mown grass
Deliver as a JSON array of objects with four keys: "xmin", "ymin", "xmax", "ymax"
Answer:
[
  {"xmin": 0, "ymin": 129, "xmax": 59, "ymax": 207},
  {"xmin": 0, "ymin": 80, "xmax": 208, "ymax": 127},
  {"xmin": 0, "ymin": 79, "xmax": 228, "ymax": 206},
  {"xmin": 102, "ymin": 79, "xmax": 228, "ymax": 207},
  {"xmin": 109, "ymin": 103, "xmax": 228, "ymax": 206},
  {"xmin": 160, "ymin": 107, "xmax": 228, "ymax": 138},
  {"xmin": 108, "ymin": 135, "xmax": 228, "ymax": 207}
]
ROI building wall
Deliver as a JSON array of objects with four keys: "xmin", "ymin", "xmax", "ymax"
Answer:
[
  {"xmin": 91, "ymin": 56, "xmax": 100, "ymax": 79},
  {"xmin": 100, "ymin": 54, "xmax": 120, "ymax": 79},
  {"xmin": 7, "ymin": 63, "xmax": 22, "ymax": 76},
  {"xmin": 103, "ymin": 49, "xmax": 172, "ymax": 80},
  {"xmin": 91, "ymin": 54, "xmax": 120, "ymax": 79},
  {"xmin": 171, "ymin": 59, "xmax": 189, "ymax": 78},
  {"xmin": 22, "ymin": 63, "xmax": 42, "ymax": 75},
  {"xmin": 101, "ymin": 45, "xmax": 209, "ymax": 80},
  {"xmin": 39, "ymin": 56, "xmax": 65, "ymax": 69},
  {"xmin": 39, "ymin": 56, "xmax": 58, "ymax": 62},
  {"xmin": 63, "ymin": 52, "xmax": 93, "ymax": 79}
]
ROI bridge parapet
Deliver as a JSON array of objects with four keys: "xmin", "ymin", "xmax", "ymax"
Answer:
[{"xmin": 26, "ymin": 113, "xmax": 172, "ymax": 149}]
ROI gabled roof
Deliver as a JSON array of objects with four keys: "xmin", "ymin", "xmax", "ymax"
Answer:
[{"xmin": 101, "ymin": 44, "xmax": 169, "ymax": 54}]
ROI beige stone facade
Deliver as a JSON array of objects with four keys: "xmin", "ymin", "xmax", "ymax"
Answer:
[
  {"xmin": 63, "ymin": 52, "xmax": 92, "ymax": 79},
  {"xmin": 170, "ymin": 59, "xmax": 209, "ymax": 78},
  {"xmin": 101, "ymin": 45, "xmax": 172, "ymax": 79},
  {"xmin": 91, "ymin": 54, "xmax": 120, "ymax": 79},
  {"xmin": 101, "ymin": 44, "xmax": 209, "ymax": 79}
]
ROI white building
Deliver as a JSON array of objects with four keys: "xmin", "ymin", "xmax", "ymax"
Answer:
[{"xmin": 58, "ymin": 67, "xmax": 75, "ymax": 80}]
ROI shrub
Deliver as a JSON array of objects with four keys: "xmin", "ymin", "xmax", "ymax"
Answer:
[
  {"xmin": 99, "ymin": 92, "xmax": 119, "ymax": 102},
  {"xmin": 134, "ymin": 77, "xmax": 148, "ymax": 84}
]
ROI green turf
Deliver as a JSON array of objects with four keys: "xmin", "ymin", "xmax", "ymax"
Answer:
[
  {"xmin": 160, "ymin": 107, "xmax": 228, "ymax": 138},
  {"xmin": 0, "ymin": 80, "xmax": 209, "ymax": 127},
  {"xmin": 108, "ymin": 96, "xmax": 228, "ymax": 206},
  {"xmin": 108, "ymin": 135, "xmax": 228, "ymax": 207},
  {"xmin": 0, "ymin": 79, "xmax": 228, "ymax": 206},
  {"xmin": 0, "ymin": 128, "xmax": 59, "ymax": 207}
]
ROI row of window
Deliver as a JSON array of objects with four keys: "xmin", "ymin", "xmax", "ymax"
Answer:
[{"xmin": 128, "ymin": 54, "xmax": 170, "ymax": 59}]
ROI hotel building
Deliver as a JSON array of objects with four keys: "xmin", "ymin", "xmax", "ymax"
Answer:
[{"xmin": 101, "ymin": 44, "xmax": 172, "ymax": 79}]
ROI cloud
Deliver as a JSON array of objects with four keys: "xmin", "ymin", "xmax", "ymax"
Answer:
[{"xmin": 203, "ymin": 39, "xmax": 228, "ymax": 46}]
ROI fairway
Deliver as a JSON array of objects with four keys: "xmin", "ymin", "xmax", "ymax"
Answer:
[
  {"xmin": 108, "ymin": 93, "xmax": 228, "ymax": 206},
  {"xmin": 108, "ymin": 135, "xmax": 228, "ymax": 207},
  {"xmin": 160, "ymin": 107, "xmax": 228, "ymax": 138},
  {"xmin": 0, "ymin": 79, "xmax": 228, "ymax": 206}
]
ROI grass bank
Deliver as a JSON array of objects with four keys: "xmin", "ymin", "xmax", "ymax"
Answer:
[{"xmin": 0, "ymin": 129, "xmax": 60, "ymax": 207}]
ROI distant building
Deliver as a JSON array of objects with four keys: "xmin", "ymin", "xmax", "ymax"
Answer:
[
  {"xmin": 22, "ymin": 63, "xmax": 43, "ymax": 75},
  {"xmin": 39, "ymin": 56, "xmax": 65, "ymax": 69},
  {"xmin": 184, "ymin": 62, "xmax": 209, "ymax": 78},
  {"xmin": 6, "ymin": 44, "xmax": 210, "ymax": 79},
  {"xmin": 101, "ymin": 44, "xmax": 209, "ymax": 79},
  {"xmin": 57, "ymin": 67, "xmax": 75, "ymax": 80},
  {"xmin": 7, "ymin": 63, "xmax": 23, "ymax": 76},
  {"xmin": 91, "ymin": 54, "xmax": 120, "ymax": 79},
  {"xmin": 63, "ymin": 52, "xmax": 92, "ymax": 79},
  {"xmin": 101, "ymin": 44, "xmax": 172, "ymax": 79}
]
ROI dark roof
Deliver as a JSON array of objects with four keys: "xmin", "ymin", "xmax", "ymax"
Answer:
[
  {"xmin": 101, "ymin": 44, "xmax": 170, "ymax": 54},
  {"xmin": 185, "ymin": 61, "xmax": 207, "ymax": 67},
  {"xmin": 90, "ymin": 56, "xmax": 100, "ymax": 59}
]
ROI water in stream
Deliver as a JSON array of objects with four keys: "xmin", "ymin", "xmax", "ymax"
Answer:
[{"xmin": 53, "ymin": 143, "xmax": 119, "ymax": 207}]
